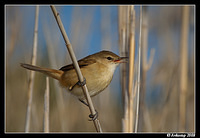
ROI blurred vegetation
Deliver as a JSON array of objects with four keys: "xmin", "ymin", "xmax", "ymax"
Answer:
[{"xmin": 5, "ymin": 5, "xmax": 194, "ymax": 132}]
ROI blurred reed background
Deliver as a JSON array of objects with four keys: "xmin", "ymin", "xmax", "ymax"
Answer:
[{"xmin": 5, "ymin": 5, "xmax": 195, "ymax": 132}]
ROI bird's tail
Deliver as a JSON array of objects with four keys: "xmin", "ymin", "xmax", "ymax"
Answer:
[{"xmin": 20, "ymin": 63, "xmax": 63, "ymax": 80}]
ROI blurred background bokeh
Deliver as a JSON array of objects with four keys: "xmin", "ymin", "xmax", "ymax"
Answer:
[{"xmin": 5, "ymin": 5, "xmax": 195, "ymax": 132}]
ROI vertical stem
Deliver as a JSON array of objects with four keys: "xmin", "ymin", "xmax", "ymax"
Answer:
[
  {"xmin": 118, "ymin": 6, "xmax": 129, "ymax": 132},
  {"xmin": 134, "ymin": 6, "xmax": 142, "ymax": 133},
  {"xmin": 50, "ymin": 5, "xmax": 102, "ymax": 132},
  {"xmin": 121, "ymin": 28, "xmax": 129, "ymax": 132},
  {"xmin": 139, "ymin": 6, "xmax": 147, "ymax": 131},
  {"xmin": 179, "ymin": 5, "xmax": 189, "ymax": 132},
  {"xmin": 128, "ymin": 5, "xmax": 135, "ymax": 132},
  {"xmin": 44, "ymin": 77, "xmax": 50, "ymax": 132},
  {"xmin": 25, "ymin": 5, "xmax": 39, "ymax": 132}
]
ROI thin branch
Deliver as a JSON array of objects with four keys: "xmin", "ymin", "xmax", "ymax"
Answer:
[
  {"xmin": 50, "ymin": 5, "xmax": 102, "ymax": 132},
  {"xmin": 43, "ymin": 22, "xmax": 68, "ymax": 131},
  {"xmin": 128, "ymin": 5, "xmax": 136, "ymax": 132},
  {"xmin": 44, "ymin": 77, "xmax": 50, "ymax": 132},
  {"xmin": 25, "ymin": 5, "xmax": 39, "ymax": 132},
  {"xmin": 118, "ymin": 6, "xmax": 129, "ymax": 132},
  {"xmin": 134, "ymin": 6, "xmax": 143, "ymax": 133},
  {"xmin": 179, "ymin": 5, "xmax": 189, "ymax": 132}
]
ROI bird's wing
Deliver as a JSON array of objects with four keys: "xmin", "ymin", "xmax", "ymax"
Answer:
[{"xmin": 59, "ymin": 58, "xmax": 96, "ymax": 71}]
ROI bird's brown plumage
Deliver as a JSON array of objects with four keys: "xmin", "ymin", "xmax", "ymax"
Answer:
[{"xmin": 21, "ymin": 50, "xmax": 127, "ymax": 99}]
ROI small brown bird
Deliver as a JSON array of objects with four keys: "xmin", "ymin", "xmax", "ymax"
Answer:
[{"xmin": 21, "ymin": 50, "xmax": 127, "ymax": 105}]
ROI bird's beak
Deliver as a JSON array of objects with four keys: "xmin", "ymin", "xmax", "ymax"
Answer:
[{"xmin": 114, "ymin": 57, "xmax": 128, "ymax": 63}]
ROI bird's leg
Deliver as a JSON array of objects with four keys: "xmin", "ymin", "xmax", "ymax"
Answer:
[
  {"xmin": 69, "ymin": 78, "xmax": 86, "ymax": 91},
  {"xmin": 79, "ymin": 98, "xmax": 89, "ymax": 106},
  {"xmin": 79, "ymin": 98, "xmax": 98, "ymax": 121}
]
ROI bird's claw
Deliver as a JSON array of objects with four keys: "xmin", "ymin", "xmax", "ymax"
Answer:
[
  {"xmin": 77, "ymin": 78, "xmax": 86, "ymax": 86},
  {"xmin": 69, "ymin": 78, "xmax": 86, "ymax": 91},
  {"xmin": 88, "ymin": 110, "xmax": 98, "ymax": 121}
]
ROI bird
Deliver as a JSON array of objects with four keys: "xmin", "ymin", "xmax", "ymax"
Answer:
[{"xmin": 21, "ymin": 50, "xmax": 127, "ymax": 120}]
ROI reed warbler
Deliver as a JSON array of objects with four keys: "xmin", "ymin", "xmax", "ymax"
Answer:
[{"xmin": 21, "ymin": 50, "xmax": 127, "ymax": 107}]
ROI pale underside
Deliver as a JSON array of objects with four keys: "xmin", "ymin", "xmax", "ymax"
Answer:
[{"xmin": 59, "ymin": 62, "xmax": 114, "ymax": 100}]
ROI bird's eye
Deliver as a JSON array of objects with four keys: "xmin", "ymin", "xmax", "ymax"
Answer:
[{"xmin": 107, "ymin": 57, "xmax": 112, "ymax": 60}]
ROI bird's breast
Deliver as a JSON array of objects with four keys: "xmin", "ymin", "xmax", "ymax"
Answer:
[{"xmin": 59, "ymin": 62, "xmax": 114, "ymax": 99}]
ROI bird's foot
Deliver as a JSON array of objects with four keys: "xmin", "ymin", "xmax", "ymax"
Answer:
[
  {"xmin": 69, "ymin": 78, "xmax": 86, "ymax": 91},
  {"xmin": 76, "ymin": 78, "xmax": 86, "ymax": 86},
  {"xmin": 88, "ymin": 109, "xmax": 98, "ymax": 121},
  {"xmin": 79, "ymin": 99, "xmax": 98, "ymax": 121}
]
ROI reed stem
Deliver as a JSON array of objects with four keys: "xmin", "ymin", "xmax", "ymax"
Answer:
[
  {"xmin": 179, "ymin": 5, "xmax": 189, "ymax": 132},
  {"xmin": 25, "ymin": 5, "xmax": 39, "ymax": 132},
  {"xmin": 44, "ymin": 77, "xmax": 50, "ymax": 132},
  {"xmin": 128, "ymin": 5, "xmax": 136, "ymax": 132},
  {"xmin": 134, "ymin": 6, "xmax": 143, "ymax": 132},
  {"xmin": 50, "ymin": 5, "xmax": 102, "ymax": 132}
]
